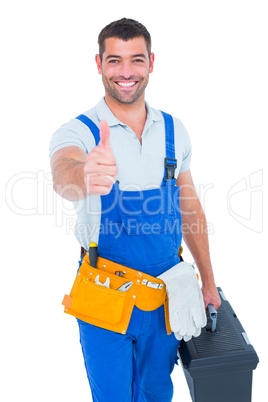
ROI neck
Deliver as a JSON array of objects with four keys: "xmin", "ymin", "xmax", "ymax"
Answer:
[{"xmin": 104, "ymin": 94, "xmax": 147, "ymax": 140}]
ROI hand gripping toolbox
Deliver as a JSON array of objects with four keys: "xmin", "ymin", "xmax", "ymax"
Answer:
[{"xmin": 178, "ymin": 287, "xmax": 259, "ymax": 402}]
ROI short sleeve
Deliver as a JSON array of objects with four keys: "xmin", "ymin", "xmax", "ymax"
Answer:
[
  {"xmin": 48, "ymin": 118, "xmax": 96, "ymax": 158},
  {"xmin": 174, "ymin": 118, "xmax": 192, "ymax": 173}
]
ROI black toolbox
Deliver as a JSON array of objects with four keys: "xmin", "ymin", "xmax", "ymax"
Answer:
[{"xmin": 178, "ymin": 287, "xmax": 259, "ymax": 402}]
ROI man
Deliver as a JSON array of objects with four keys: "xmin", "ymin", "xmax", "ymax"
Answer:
[{"xmin": 50, "ymin": 18, "xmax": 221, "ymax": 402}]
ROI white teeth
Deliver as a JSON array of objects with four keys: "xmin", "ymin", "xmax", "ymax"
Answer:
[{"xmin": 117, "ymin": 81, "xmax": 136, "ymax": 87}]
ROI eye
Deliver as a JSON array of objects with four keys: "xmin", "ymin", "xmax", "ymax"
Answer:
[
  {"xmin": 134, "ymin": 59, "xmax": 144, "ymax": 63},
  {"xmin": 109, "ymin": 59, "xmax": 120, "ymax": 64}
]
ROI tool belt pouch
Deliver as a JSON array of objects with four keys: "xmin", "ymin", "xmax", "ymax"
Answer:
[{"xmin": 62, "ymin": 254, "xmax": 171, "ymax": 335}]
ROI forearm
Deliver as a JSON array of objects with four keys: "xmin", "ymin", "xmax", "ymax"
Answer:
[
  {"xmin": 52, "ymin": 157, "xmax": 87, "ymax": 201},
  {"xmin": 177, "ymin": 169, "xmax": 221, "ymax": 309},
  {"xmin": 181, "ymin": 210, "xmax": 215, "ymax": 287},
  {"xmin": 182, "ymin": 208, "xmax": 221, "ymax": 309}
]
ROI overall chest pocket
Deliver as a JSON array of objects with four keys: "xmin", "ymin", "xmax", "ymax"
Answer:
[{"xmin": 111, "ymin": 211, "xmax": 179, "ymax": 266}]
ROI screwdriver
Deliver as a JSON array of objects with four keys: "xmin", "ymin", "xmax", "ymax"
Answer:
[{"xmin": 89, "ymin": 242, "xmax": 98, "ymax": 268}]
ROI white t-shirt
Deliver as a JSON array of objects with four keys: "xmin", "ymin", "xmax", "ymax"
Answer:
[{"xmin": 49, "ymin": 97, "xmax": 192, "ymax": 249}]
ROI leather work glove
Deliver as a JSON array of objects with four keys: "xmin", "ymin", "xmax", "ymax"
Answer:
[{"xmin": 157, "ymin": 262, "xmax": 207, "ymax": 341}]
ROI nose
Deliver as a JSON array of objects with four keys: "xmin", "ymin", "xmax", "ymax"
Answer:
[{"xmin": 119, "ymin": 61, "xmax": 133, "ymax": 79}]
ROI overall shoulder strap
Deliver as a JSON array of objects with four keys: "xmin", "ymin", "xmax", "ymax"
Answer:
[
  {"xmin": 76, "ymin": 114, "xmax": 100, "ymax": 145},
  {"xmin": 161, "ymin": 111, "xmax": 177, "ymax": 185}
]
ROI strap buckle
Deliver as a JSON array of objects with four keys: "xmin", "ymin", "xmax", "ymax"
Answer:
[{"xmin": 164, "ymin": 158, "xmax": 177, "ymax": 181}]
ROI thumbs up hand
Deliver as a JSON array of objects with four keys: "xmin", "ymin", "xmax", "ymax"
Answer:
[
  {"xmin": 98, "ymin": 120, "xmax": 112, "ymax": 151},
  {"xmin": 84, "ymin": 120, "xmax": 118, "ymax": 195}
]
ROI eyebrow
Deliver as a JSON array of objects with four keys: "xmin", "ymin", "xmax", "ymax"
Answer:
[
  {"xmin": 132, "ymin": 54, "xmax": 146, "ymax": 59},
  {"xmin": 105, "ymin": 54, "xmax": 147, "ymax": 61},
  {"xmin": 105, "ymin": 55, "xmax": 120, "ymax": 60}
]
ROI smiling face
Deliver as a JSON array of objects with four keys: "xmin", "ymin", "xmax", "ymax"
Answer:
[{"xmin": 95, "ymin": 37, "xmax": 155, "ymax": 106}]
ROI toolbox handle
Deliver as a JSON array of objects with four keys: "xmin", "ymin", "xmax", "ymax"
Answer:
[{"xmin": 207, "ymin": 304, "xmax": 218, "ymax": 332}]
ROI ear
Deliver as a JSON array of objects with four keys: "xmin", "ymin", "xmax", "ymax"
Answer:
[
  {"xmin": 95, "ymin": 54, "xmax": 102, "ymax": 74},
  {"xmin": 149, "ymin": 52, "xmax": 155, "ymax": 73}
]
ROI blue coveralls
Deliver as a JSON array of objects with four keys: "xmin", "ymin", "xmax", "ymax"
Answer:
[{"xmin": 76, "ymin": 112, "xmax": 182, "ymax": 401}]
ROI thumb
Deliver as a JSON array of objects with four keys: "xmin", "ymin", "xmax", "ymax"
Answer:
[{"xmin": 98, "ymin": 120, "xmax": 111, "ymax": 151}]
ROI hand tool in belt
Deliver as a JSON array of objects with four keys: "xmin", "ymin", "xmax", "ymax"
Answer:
[{"xmin": 89, "ymin": 242, "xmax": 98, "ymax": 268}]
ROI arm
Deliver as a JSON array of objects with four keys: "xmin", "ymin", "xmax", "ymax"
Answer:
[
  {"xmin": 50, "ymin": 146, "xmax": 88, "ymax": 201},
  {"xmin": 177, "ymin": 169, "xmax": 221, "ymax": 310},
  {"xmin": 50, "ymin": 121, "xmax": 118, "ymax": 201}
]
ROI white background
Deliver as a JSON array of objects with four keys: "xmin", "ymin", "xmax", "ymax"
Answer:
[{"xmin": 1, "ymin": 0, "xmax": 267, "ymax": 401}]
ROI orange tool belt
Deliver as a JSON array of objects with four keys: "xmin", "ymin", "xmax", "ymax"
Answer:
[{"xmin": 62, "ymin": 252, "xmax": 172, "ymax": 335}]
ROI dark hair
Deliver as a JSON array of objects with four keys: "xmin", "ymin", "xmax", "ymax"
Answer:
[{"xmin": 98, "ymin": 18, "xmax": 151, "ymax": 61}]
